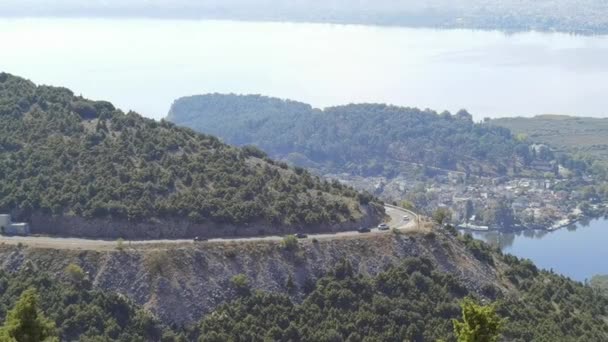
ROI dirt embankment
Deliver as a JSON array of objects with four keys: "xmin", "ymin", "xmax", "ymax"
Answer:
[{"xmin": 0, "ymin": 229, "xmax": 502, "ymax": 325}]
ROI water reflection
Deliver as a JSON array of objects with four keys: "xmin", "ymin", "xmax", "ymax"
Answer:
[
  {"xmin": 467, "ymin": 217, "xmax": 608, "ymax": 281},
  {"xmin": 579, "ymin": 217, "xmax": 592, "ymax": 227}
]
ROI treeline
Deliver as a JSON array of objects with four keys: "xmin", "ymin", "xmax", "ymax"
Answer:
[
  {"xmin": 167, "ymin": 94, "xmax": 550, "ymax": 178},
  {"xmin": 0, "ymin": 74, "xmax": 381, "ymax": 228}
]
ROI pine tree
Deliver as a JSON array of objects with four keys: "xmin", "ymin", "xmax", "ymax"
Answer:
[
  {"xmin": 453, "ymin": 298, "xmax": 503, "ymax": 342},
  {"xmin": 0, "ymin": 288, "xmax": 58, "ymax": 342}
]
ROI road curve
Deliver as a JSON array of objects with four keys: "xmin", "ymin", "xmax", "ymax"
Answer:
[{"xmin": 0, "ymin": 206, "xmax": 420, "ymax": 251}]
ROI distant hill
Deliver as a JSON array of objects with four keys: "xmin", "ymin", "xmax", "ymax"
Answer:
[
  {"xmin": 0, "ymin": 74, "xmax": 382, "ymax": 239},
  {"xmin": 2, "ymin": 0, "xmax": 608, "ymax": 34},
  {"xmin": 167, "ymin": 94, "xmax": 552, "ymax": 179},
  {"xmin": 492, "ymin": 115, "xmax": 608, "ymax": 164}
]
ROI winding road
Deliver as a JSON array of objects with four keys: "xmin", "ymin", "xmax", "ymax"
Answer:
[{"xmin": 0, "ymin": 206, "xmax": 420, "ymax": 251}]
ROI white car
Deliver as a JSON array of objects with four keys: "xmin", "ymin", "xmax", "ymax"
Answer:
[
  {"xmin": 378, "ymin": 223, "xmax": 389, "ymax": 230},
  {"xmin": 403, "ymin": 216, "xmax": 410, "ymax": 221}
]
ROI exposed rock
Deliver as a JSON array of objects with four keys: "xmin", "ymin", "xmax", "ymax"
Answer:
[
  {"xmin": 27, "ymin": 203, "xmax": 382, "ymax": 239},
  {"xmin": 0, "ymin": 230, "xmax": 501, "ymax": 325}
]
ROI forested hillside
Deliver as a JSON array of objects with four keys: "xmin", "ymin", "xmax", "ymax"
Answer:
[
  {"xmin": 0, "ymin": 74, "xmax": 382, "ymax": 238},
  {"xmin": 167, "ymin": 94, "xmax": 544, "ymax": 178}
]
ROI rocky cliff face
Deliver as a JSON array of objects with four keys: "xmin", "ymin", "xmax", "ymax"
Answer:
[
  {"xmin": 25, "ymin": 203, "xmax": 383, "ymax": 239},
  {"xmin": 0, "ymin": 229, "xmax": 501, "ymax": 325}
]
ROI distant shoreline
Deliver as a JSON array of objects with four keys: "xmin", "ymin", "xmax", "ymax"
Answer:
[
  {"xmin": 461, "ymin": 212, "xmax": 608, "ymax": 235},
  {"xmin": 0, "ymin": 14, "xmax": 607, "ymax": 36}
]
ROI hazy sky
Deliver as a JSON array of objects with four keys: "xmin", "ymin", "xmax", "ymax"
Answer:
[{"xmin": 1, "ymin": 0, "xmax": 604, "ymax": 17}]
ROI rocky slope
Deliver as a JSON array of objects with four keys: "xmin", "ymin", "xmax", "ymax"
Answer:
[{"xmin": 0, "ymin": 228, "xmax": 502, "ymax": 325}]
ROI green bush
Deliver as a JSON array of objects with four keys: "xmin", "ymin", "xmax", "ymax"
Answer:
[
  {"xmin": 282, "ymin": 235, "xmax": 299, "ymax": 251},
  {"xmin": 116, "ymin": 238, "xmax": 125, "ymax": 251},
  {"xmin": 64, "ymin": 263, "xmax": 86, "ymax": 285},
  {"xmin": 230, "ymin": 274, "xmax": 250, "ymax": 296}
]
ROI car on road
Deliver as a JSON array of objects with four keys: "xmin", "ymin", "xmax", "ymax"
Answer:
[
  {"xmin": 294, "ymin": 233, "xmax": 308, "ymax": 239},
  {"xmin": 193, "ymin": 236, "xmax": 208, "ymax": 242},
  {"xmin": 378, "ymin": 223, "xmax": 389, "ymax": 230},
  {"xmin": 357, "ymin": 227, "xmax": 371, "ymax": 233},
  {"xmin": 403, "ymin": 215, "xmax": 410, "ymax": 221}
]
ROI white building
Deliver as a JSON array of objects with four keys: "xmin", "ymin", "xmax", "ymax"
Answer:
[{"xmin": 0, "ymin": 214, "xmax": 30, "ymax": 236}]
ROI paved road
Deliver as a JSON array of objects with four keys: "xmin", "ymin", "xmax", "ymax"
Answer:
[{"xmin": 0, "ymin": 206, "xmax": 419, "ymax": 250}]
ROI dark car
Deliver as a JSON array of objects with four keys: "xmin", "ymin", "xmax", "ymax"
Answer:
[
  {"xmin": 295, "ymin": 233, "xmax": 308, "ymax": 239},
  {"xmin": 357, "ymin": 227, "xmax": 371, "ymax": 233},
  {"xmin": 193, "ymin": 236, "xmax": 208, "ymax": 242}
]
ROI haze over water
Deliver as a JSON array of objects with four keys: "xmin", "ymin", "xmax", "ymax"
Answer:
[{"xmin": 2, "ymin": 18, "xmax": 608, "ymax": 120}]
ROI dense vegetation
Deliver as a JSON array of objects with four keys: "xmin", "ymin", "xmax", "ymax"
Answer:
[
  {"xmin": 0, "ymin": 74, "xmax": 380, "ymax": 228},
  {"xmin": 4, "ymin": 0, "xmax": 608, "ymax": 34},
  {"xmin": 0, "ymin": 263, "xmax": 177, "ymax": 341},
  {"xmin": 3, "ymin": 233, "xmax": 608, "ymax": 341},
  {"xmin": 167, "ymin": 94, "xmax": 549, "ymax": 178},
  {"xmin": 192, "ymin": 246, "xmax": 608, "ymax": 341},
  {"xmin": 492, "ymin": 115, "xmax": 608, "ymax": 180}
]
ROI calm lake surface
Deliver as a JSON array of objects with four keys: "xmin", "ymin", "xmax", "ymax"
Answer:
[
  {"xmin": 471, "ymin": 217, "xmax": 608, "ymax": 282},
  {"xmin": 2, "ymin": 19, "xmax": 608, "ymax": 120}
]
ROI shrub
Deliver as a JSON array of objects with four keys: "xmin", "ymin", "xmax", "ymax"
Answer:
[
  {"xmin": 433, "ymin": 208, "xmax": 452, "ymax": 225},
  {"xmin": 65, "ymin": 263, "xmax": 86, "ymax": 285},
  {"xmin": 445, "ymin": 224, "xmax": 458, "ymax": 237},
  {"xmin": 144, "ymin": 251, "xmax": 171, "ymax": 278},
  {"xmin": 286, "ymin": 274, "xmax": 296, "ymax": 293},
  {"xmin": 231, "ymin": 274, "xmax": 250, "ymax": 296},
  {"xmin": 282, "ymin": 235, "xmax": 299, "ymax": 251},
  {"xmin": 116, "ymin": 238, "xmax": 125, "ymax": 251}
]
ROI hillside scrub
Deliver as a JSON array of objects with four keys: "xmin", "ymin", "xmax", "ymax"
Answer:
[
  {"xmin": 0, "ymin": 74, "xmax": 383, "ymax": 235},
  {"xmin": 0, "ymin": 266, "xmax": 175, "ymax": 341},
  {"xmin": 193, "ymin": 253, "xmax": 608, "ymax": 341}
]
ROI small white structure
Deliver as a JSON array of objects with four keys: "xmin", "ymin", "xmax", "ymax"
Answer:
[
  {"xmin": 0, "ymin": 215, "xmax": 10, "ymax": 229},
  {"xmin": 0, "ymin": 214, "xmax": 30, "ymax": 236},
  {"xmin": 458, "ymin": 222, "xmax": 490, "ymax": 231}
]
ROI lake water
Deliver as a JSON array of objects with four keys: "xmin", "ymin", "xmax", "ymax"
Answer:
[
  {"xmin": 471, "ymin": 217, "xmax": 608, "ymax": 282},
  {"xmin": 2, "ymin": 19, "xmax": 608, "ymax": 120}
]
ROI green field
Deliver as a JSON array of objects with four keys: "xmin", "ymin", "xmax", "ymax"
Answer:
[{"xmin": 492, "ymin": 115, "xmax": 608, "ymax": 162}]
